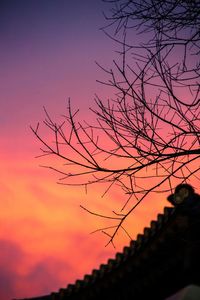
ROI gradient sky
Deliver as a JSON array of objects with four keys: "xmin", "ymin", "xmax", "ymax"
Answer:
[{"xmin": 0, "ymin": 1, "xmax": 171, "ymax": 299}]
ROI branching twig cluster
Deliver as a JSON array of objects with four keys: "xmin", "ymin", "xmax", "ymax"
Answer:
[{"xmin": 32, "ymin": 0, "xmax": 200, "ymax": 246}]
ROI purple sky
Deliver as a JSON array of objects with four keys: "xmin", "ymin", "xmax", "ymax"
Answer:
[
  {"xmin": 0, "ymin": 1, "xmax": 169, "ymax": 299},
  {"xmin": 0, "ymin": 1, "xmax": 129, "ymax": 299}
]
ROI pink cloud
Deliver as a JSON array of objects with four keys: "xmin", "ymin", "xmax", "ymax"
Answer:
[
  {"xmin": 0, "ymin": 239, "xmax": 24, "ymax": 300},
  {"xmin": 0, "ymin": 238, "xmax": 76, "ymax": 300}
]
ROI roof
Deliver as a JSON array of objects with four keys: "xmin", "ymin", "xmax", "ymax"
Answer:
[{"xmin": 18, "ymin": 206, "xmax": 200, "ymax": 300}]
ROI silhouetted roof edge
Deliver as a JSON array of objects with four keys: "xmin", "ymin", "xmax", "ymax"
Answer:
[{"xmin": 18, "ymin": 205, "xmax": 196, "ymax": 300}]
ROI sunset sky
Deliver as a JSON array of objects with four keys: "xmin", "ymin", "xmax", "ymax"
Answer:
[{"xmin": 0, "ymin": 1, "xmax": 174, "ymax": 299}]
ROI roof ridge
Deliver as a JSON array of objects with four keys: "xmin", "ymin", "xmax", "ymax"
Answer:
[{"xmin": 51, "ymin": 206, "xmax": 176, "ymax": 298}]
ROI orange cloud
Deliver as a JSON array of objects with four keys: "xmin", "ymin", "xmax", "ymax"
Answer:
[{"xmin": 2, "ymin": 147, "xmax": 196, "ymax": 299}]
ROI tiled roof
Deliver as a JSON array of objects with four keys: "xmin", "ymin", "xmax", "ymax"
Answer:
[{"xmin": 19, "ymin": 206, "xmax": 200, "ymax": 300}]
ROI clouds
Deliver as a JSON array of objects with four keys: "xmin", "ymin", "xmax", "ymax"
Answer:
[
  {"xmin": 0, "ymin": 148, "xmax": 166, "ymax": 300},
  {"xmin": 0, "ymin": 232, "xmax": 115, "ymax": 299},
  {"xmin": 0, "ymin": 238, "xmax": 75, "ymax": 300},
  {"xmin": 0, "ymin": 0, "xmax": 170, "ymax": 299},
  {"xmin": 18, "ymin": 256, "xmax": 74, "ymax": 299},
  {"xmin": 0, "ymin": 239, "xmax": 24, "ymax": 300},
  {"xmin": 0, "ymin": 167, "xmax": 116, "ymax": 299}
]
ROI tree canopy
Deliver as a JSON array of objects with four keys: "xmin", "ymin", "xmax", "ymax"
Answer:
[{"xmin": 32, "ymin": 0, "xmax": 200, "ymax": 246}]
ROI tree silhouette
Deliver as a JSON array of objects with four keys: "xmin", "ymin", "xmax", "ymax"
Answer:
[{"xmin": 31, "ymin": 0, "xmax": 200, "ymax": 246}]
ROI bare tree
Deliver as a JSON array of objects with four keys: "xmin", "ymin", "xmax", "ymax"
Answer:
[{"xmin": 31, "ymin": 0, "xmax": 200, "ymax": 246}]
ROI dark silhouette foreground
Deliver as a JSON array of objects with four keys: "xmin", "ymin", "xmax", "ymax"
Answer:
[
  {"xmin": 168, "ymin": 184, "xmax": 200, "ymax": 283},
  {"xmin": 18, "ymin": 185, "xmax": 200, "ymax": 300}
]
